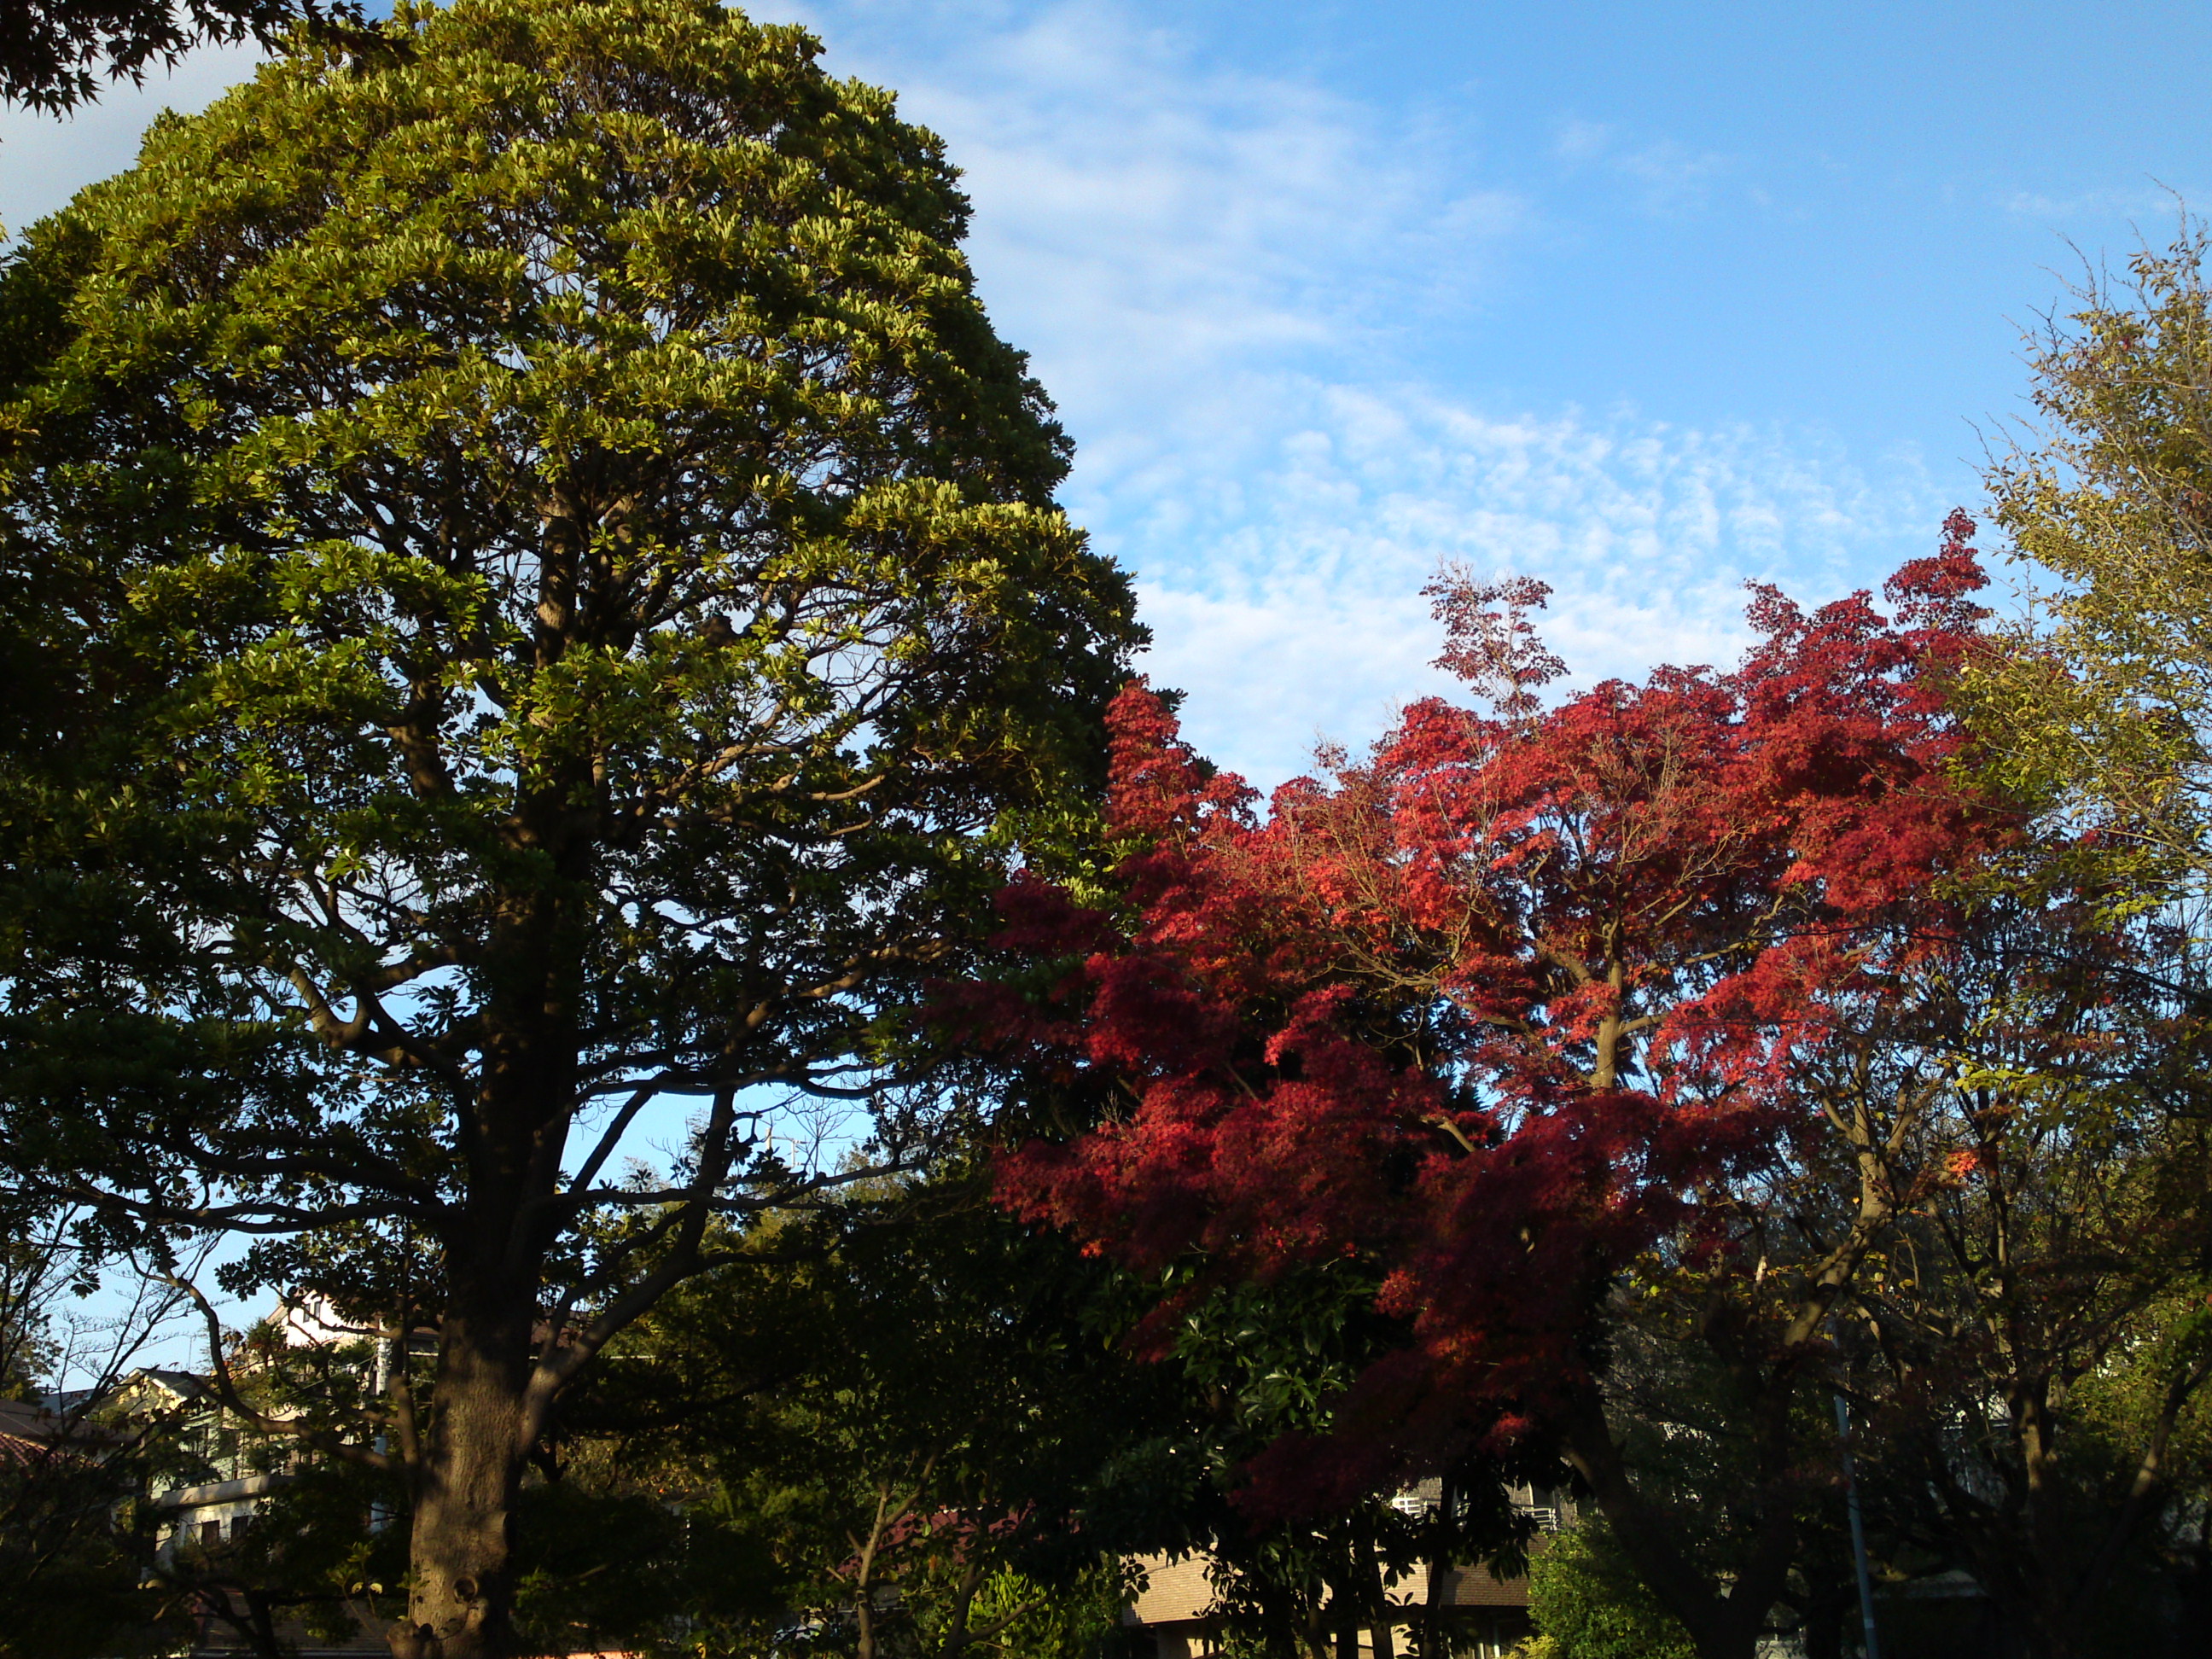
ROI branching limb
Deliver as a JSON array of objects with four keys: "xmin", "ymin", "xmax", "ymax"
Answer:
[{"xmin": 157, "ymin": 1272, "xmax": 395, "ymax": 1473}]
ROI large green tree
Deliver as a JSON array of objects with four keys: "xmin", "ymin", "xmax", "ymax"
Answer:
[
  {"xmin": 0, "ymin": 3, "xmax": 1139, "ymax": 1654},
  {"xmin": 1939, "ymin": 223, "xmax": 2212, "ymax": 1656},
  {"xmin": 1966, "ymin": 224, "xmax": 2212, "ymax": 901}
]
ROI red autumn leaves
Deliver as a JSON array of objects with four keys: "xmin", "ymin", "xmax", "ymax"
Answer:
[{"xmin": 975, "ymin": 512, "xmax": 2000, "ymax": 1502}]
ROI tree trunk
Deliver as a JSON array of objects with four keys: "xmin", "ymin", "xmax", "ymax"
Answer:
[
  {"xmin": 1330, "ymin": 1558, "xmax": 1360, "ymax": 1659},
  {"xmin": 243, "ymin": 1589, "xmax": 286, "ymax": 1659},
  {"xmin": 1557, "ymin": 1379, "xmax": 1777, "ymax": 1659},
  {"xmin": 1419, "ymin": 1477, "xmax": 1452, "ymax": 1659},
  {"xmin": 1362, "ymin": 1536, "xmax": 1394, "ymax": 1659},
  {"xmin": 386, "ymin": 881, "xmax": 583, "ymax": 1659},
  {"xmin": 389, "ymin": 1307, "xmax": 533, "ymax": 1659},
  {"xmin": 1793, "ymin": 1572, "xmax": 1849, "ymax": 1659},
  {"xmin": 855, "ymin": 1586, "xmax": 877, "ymax": 1659},
  {"xmin": 938, "ymin": 1559, "xmax": 985, "ymax": 1659}
]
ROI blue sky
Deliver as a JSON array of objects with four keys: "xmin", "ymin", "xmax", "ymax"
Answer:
[
  {"xmin": 6, "ymin": 0, "xmax": 2209, "ymax": 783},
  {"xmin": 7, "ymin": 0, "xmax": 2204, "ymax": 1366}
]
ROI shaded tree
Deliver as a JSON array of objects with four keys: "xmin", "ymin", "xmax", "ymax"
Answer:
[
  {"xmin": 0, "ymin": 0, "xmax": 360, "ymax": 115},
  {"xmin": 1965, "ymin": 218, "xmax": 2212, "ymax": 905},
  {"xmin": 1833, "ymin": 898, "xmax": 2212, "ymax": 1659},
  {"xmin": 0, "ymin": 3, "xmax": 1139, "ymax": 1655},
  {"xmin": 1524, "ymin": 1517, "xmax": 1696, "ymax": 1659},
  {"xmin": 972, "ymin": 543, "xmax": 2002, "ymax": 1659},
  {"xmin": 557, "ymin": 1182, "xmax": 1166, "ymax": 1659}
]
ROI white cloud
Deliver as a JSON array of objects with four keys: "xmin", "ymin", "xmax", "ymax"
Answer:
[
  {"xmin": 1123, "ymin": 383, "xmax": 1950, "ymax": 786},
  {"xmin": 2000, "ymin": 184, "xmax": 2183, "ymax": 224},
  {"xmin": 1610, "ymin": 137, "xmax": 1731, "ymax": 212},
  {"xmin": 1550, "ymin": 114, "xmax": 1731, "ymax": 216},
  {"xmin": 4, "ymin": 3, "xmax": 1959, "ymax": 795},
  {"xmin": 789, "ymin": 3, "xmax": 1948, "ymax": 782},
  {"xmin": 791, "ymin": 3, "xmax": 1523, "ymax": 455}
]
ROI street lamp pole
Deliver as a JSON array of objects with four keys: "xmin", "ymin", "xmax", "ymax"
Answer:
[{"xmin": 1833, "ymin": 1391, "xmax": 1882, "ymax": 1659}]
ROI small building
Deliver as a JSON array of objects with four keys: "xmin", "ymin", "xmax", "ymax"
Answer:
[
  {"xmin": 1125, "ymin": 1551, "xmax": 1536, "ymax": 1659},
  {"xmin": 105, "ymin": 1367, "xmax": 304, "ymax": 1558},
  {"xmin": 1121, "ymin": 1483, "xmax": 1572, "ymax": 1659}
]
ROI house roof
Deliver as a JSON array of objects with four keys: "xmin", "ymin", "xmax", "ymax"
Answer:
[
  {"xmin": 129, "ymin": 1368, "xmax": 213, "ymax": 1400},
  {"xmin": 0, "ymin": 1398, "xmax": 126, "ymax": 1464}
]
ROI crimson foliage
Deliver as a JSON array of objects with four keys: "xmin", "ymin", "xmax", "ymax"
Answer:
[{"xmin": 973, "ymin": 519, "xmax": 1999, "ymax": 1512}]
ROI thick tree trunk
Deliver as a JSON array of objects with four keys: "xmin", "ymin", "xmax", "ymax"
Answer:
[
  {"xmin": 389, "ymin": 1307, "xmax": 533, "ymax": 1659},
  {"xmin": 1791, "ymin": 1573, "xmax": 1849, "ymax": 1659},
  {"xmin": 243, "ymin": 1590, "xmax": 285, "ymax": 1659},
  {"xmin": 1417, "ymin": 1556, "xmax": 1442, "ymax": 1659},
  {"xmin": 386, "ymin": 875, "xmax": 584, "ymax": 1659}
]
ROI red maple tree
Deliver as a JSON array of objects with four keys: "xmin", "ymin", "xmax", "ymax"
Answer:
[{"xmin": 969, "ymin": 515, "xmax": 2003, "ymax": 1659}]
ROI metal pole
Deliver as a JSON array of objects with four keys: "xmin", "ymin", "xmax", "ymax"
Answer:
[{"xmin": 1833, "ymin": 1392, "xmax": 1882, "ymax": 1659}]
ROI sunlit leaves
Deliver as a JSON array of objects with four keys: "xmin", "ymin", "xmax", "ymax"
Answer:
[{"xmin": 986, "ymin": 544, "xmax": 1998, "ymax": 1504}]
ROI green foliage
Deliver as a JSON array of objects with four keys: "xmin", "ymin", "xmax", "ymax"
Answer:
[
  {"xmin": 509, "ymin": 1475, "xmax": 784, "ymax": 1656},
  {"xmin": 904, "ymin": 1563, "xmax": 1128, "ymax": 1659},
  {"xmin": 544, "ymin": 1183, "xmax": 1166, "ymax": 1656},
  {"xmin": 0, "ymin": 0, "xmax": 1139, "ymax": 1274},
  {"xmin": 0, "ymin": 1225, "xmax": 61, "ymax": 1399},
  {"xmin": 0, "ymin": 0, "xmax": 1139, "ymax": 1636},
  {"xmin": 1912, "ymin": 227, "xmax": 2212, "ymax": 1648},
  {"xmin": 1963, "ymin": 222, "xmax": 2212, "ymax": 905},
  {"xmin": 1079, "ymin": 1261, "xmax": 1528, "ymax": 1659},
  {"xmin": 0, "ymin": 1447, "xmax": 179, "ymax": 1659},
  {"xmin": 527, "ymin": 1185, "xmax": 1518, "ymax": 1659},
  {"xmin": 1523, "ymin": 1522, "xmax": 1695, "ymax": 1659},
  {"xmin": 0, "ymin": 0, "xmax": 346, "ymax": 115}
]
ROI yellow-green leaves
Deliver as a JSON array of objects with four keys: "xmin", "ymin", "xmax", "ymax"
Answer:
[
  {"xmin": 1962, "ymin": 226, "xmax": 2212, "ymax": 907},
  {"xmin": 0, "ymin": 0, "xmax": 1138, "ymax": 1405}
]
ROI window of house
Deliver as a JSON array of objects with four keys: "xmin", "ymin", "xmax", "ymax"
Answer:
[{"xmin": 200, "ymin": 1519, "xmax": 221, "ymax": 1547}]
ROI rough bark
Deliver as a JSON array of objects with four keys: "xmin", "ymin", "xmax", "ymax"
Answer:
[
  {"xmin": 1792, "ymin": 1573, "xmax": 1850, "ymax": 1659},
  {"xmin": 390, "ymin": 1305, "xmax": 534, "ymax": 1659}
]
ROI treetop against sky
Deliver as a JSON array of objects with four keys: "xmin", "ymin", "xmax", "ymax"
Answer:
[{"xmin": 4, "ymin": 0, "xmax": 2208, "ymax": 784}]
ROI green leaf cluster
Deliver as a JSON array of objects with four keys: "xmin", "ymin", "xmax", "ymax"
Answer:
[
  {"xmin": 1962, "ymin": 223, "xmax": 2212, "ymax": 910},
  {"xmin": 0, "ymin": 0, "xmax": 1139, "ymax": 1329},
  {"xmin": 1523, "ymin": 1519, "xmax": 1695, "ymax": 1659}
]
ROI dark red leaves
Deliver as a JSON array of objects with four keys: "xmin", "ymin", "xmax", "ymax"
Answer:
[
  {"xmin": 985, "ymin": 531, "xmax": 2002, "ymax": 1511},
  {"xmin": 1424, "ymin": 569, "xmax": 1569, "ymax": 719}
]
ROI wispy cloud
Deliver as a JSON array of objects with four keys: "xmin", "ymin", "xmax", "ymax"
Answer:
[
  {"xmin": 1126, "ymin": 386, "xmax": 1950, "ymax": 785},
  {"xmin": 2000, "ymin": 184, "xmax": 2183, "ymax": 224},
  {"xmin": 1552, "ymin": 115, "xmax": 1731, "ymax": 216},
  {"xmin": 795, "ymin": 2, "xmax": 1527, "ymax": 474},
  {"xmin": 800, "ymin": 3, "xmax": 1947, "ymax": 782}
]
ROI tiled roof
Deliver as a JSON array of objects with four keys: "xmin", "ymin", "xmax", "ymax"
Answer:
[
  {"xmin": 1428, "ymin": 1563, "xmax": 1532, "ymax": 1609},
  {"xmin": 0, "ymin": 1429, "xmax": 47, "ymax": 1470}
]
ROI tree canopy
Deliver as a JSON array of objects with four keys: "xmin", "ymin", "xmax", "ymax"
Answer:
[
  {"xmin": 0, "ymin": 1, "xmax": 1138, "ymax": 1653},
  {"xmin": 1965, "ymin": 224, "xmax": 2212, "ymax": 910},
  {"xmin": 0, "ymin": 0, "xmax": 352, "ymax": 115},
  {"xmin": 969, "ymin": 540, "xmax": 2009, "ymax": 1659}
]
